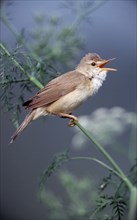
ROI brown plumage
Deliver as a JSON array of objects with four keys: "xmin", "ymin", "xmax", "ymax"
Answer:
[
  {"xmin": 23, "ymin": 71, "xmax": 88, "ymax": 109},
  {"xmin": 10, "ymin": 71, "xmax": 89, "ymax": 143},
  {"xmin": 10, "ymin": 110, "xmax": 35, "ymax": 143},
  {"xmin": 10, "ymin": 53, "xmax": 116, "ymax": 143}
]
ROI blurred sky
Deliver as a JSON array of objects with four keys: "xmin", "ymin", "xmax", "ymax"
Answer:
[{"xmin": 1, "ymin": 1, "xmax": 136, "ymax": 220}]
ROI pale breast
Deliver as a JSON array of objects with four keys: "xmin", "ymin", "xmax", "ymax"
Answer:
[{"xmin": 46, "ymin": 83, "xmax": 93, "ymax": 114}]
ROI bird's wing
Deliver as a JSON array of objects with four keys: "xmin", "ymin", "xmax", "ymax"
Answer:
[{"xmin": 23, "ymin": 71, "xmax": 87, "ymax": 109}]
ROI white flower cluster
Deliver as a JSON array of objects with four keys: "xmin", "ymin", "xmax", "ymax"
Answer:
[{"xmin": 72, "ymin": 107, "xmax": 136, "ymax": 149}]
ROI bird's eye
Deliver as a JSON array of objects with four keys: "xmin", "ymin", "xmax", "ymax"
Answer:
[{"xmin": 91, "ymin": 62, "xmax": 96, "ymax": 66}]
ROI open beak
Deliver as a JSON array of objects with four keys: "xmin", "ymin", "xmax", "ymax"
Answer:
[{"xmin": 98, "ymin": 59, "xmax": 117, "ymax": 72}]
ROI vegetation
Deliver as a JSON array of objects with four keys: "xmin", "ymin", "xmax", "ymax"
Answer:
[{"xmin": 0, "ymin": 1, "xmax": 136, "ymax": 220}]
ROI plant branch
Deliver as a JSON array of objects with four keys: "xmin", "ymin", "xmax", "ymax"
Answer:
[
  {"xmin": 0, "ymin": 79, "xmax": 29, "ymax": 85},
  {"xmin": 74, "ymin": 120, "xmax": 137, "ymax": 220},
  {"xmin": 70, "ymin": 157, "xmax": 120, "ymax": 177},
  {"xmin": 0, "ymin": 43, "xmax": 44, "ymax": 89},
  {"xmin": 74, "ymin": 121, "xmax": 133, "ymax": 189}
]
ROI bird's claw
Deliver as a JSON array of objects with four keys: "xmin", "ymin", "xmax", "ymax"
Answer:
[{"xmin": 68, "ymin": 117, "xmax": 78, "ymax": 127}]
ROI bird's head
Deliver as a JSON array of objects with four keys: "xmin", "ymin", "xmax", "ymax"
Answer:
[{"xmin": 77, "ymin": 53, "xmax": 117, "ymax": 80}]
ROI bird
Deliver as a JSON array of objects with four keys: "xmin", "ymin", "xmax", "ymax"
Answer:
[{"xmin": 10, "ymin": 53, "xmax": 117, "ymax": 143}]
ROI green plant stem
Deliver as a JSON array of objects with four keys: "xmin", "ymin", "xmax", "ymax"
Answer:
[
  {"xmin": 130, "ymin": 187, "xmax": 137, "ymax": 220},
  {"xmin": 74, "ymin": 121, "xmax": 132, "ymax": 188},
  {"xmin": 70, "ymin": 157, "xmax": 120, "ymax": 177},
  {"xmin": 74, "ymin": 120, "xmax": 137, "ymax": 220},
  {"xmin": 0, "ymin": 79, "xmax": 29, "ymax": 85},
  {"xmin": 0, "ymin": 43, "xmax": 44, "ymax": 89}
]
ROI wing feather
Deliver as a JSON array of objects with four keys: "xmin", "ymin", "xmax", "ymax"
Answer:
[{"xmin": 23, "ymin": 71, "xmax": 87, "ymax": 109}]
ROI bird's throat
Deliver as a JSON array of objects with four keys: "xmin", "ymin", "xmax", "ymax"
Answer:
[{"xmin": 92, "ymin": 73, "xmax": 107, "ymax": 94}]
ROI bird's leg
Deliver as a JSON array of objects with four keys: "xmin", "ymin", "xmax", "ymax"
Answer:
[
  {"xmin": 48, "ymin": 111, "xmax": 78, "ymax": 127},
  {"xmin": 57, "ymin": 113, "xmax": 78, "ymax": 127},
  {"xmin": 60, "ymin": 112, "xmax": 72, "ymax": 119}
]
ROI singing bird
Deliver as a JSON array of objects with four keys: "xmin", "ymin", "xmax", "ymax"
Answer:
[{"xmin": 10, "ymin": 53, "xmax": 116, "ymax": 143}]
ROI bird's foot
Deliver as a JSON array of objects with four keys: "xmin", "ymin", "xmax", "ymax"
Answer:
[
  {"xmin": 68, "ymin": 118, "xmax": 78, "ymax": 127},
  {"xmin": 67, "ymin": 115, "xmax": 78, "ymax": 127},
  {"xmin": 56, "ymin": 112, "xmax": 78, "ymax": 126},
  {"xmin": 48, "ymin": 111, "xmax": 78, "ymax": 126}
]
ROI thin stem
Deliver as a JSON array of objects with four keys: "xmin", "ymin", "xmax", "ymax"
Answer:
[
  {"xmin": 70, "ymin": 156, "xmax": 120, "ymax": 177},
  {"xmin": 0, "ymin": 79, "xmax": 29, "ymax": 85},
  {"xmin": 0, "ymin": 43, "xmax": 44, "ymax": 89},
  {"xmin": 74, "ymin": 120, "xmax": 137, "ymax": 220},
  {"xmin": 74, "ymin": 121, "xmax": 133, "ymax": 190},
  {"xmin": 129, "ymin": 187, "xmax": 137, "ymax": 220}
]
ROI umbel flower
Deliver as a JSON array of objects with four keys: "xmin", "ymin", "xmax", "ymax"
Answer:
[{"xmin": 72, "ymin": 107, "xmax": 136, "ymax": 149}]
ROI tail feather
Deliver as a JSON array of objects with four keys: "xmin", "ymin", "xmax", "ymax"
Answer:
[{"xmin": 10, "ymin": 110, "xmax": 35, "ymax": 143}]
